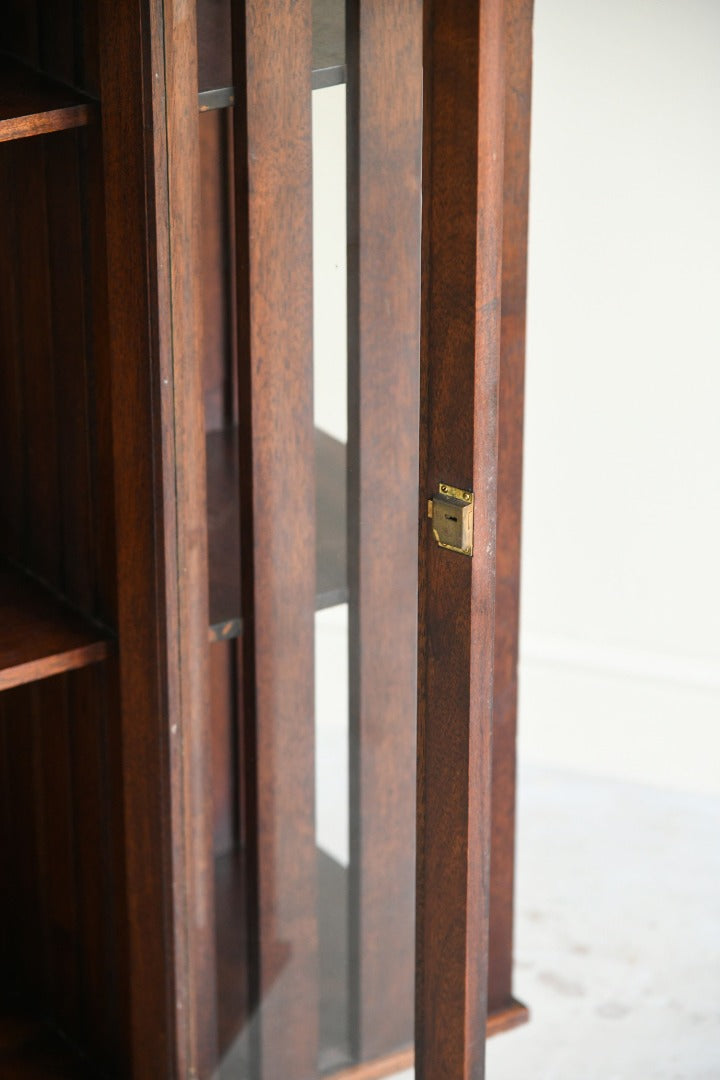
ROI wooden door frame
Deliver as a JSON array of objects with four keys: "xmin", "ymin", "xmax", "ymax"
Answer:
[
  {"xmin": 95, "ymin": 0, "xmax": 533, "ymax": 1074},
  {"xmin": 416, "ymin": 0, "xmax": 533, "ymax": 1077},
  {"xmin": 99, "ymin": 0, "xmax": 216, "ymax": 1075}
]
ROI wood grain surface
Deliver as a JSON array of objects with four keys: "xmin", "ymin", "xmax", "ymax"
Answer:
[
  {"xmin": 98, "ymin": 0, "xmax": 216, "ymax": 1074},
  {"xmin": 0, "ymin": 55, "xmax": 94, "ymax": 143},
  {"xmin": 416, "ymin": 0, "xmax": 506, "ymax": 1077},
  {"xmin": 489, "ymin": 0, "xmax": 534, "ymax": 1021},
  {"xmin": 231, "ymin": 0, "xmax": 319, "ymax": 1076},
  {"xmin": 345, "ymin": 0, "xmax": 423, "ymax": 1063}
]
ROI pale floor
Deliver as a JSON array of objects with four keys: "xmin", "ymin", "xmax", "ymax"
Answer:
[{"xmin": 394, "ymin": 764, "xmax": 720, "ymax": 1080}]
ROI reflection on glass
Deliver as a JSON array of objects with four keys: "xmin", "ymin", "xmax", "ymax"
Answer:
[
  {"xmin": 205, "ymin": 0, "xmax": 422, "ymax": 1074},
  {"xmin": 313, "ymin": 79, "xmax": 353, "ymax": 1071}
]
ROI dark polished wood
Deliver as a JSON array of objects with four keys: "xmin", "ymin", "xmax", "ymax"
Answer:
[
  {"xmin": 231, "ymin": 0, "xmax": 319, "ymax": 1076},
  {"xmin": 489, "ymin": 0, "xmax": 534, "ymax": 1021},
  {"xmin": 0, "ymin": 55, "xmax": 94, "ymax": 143},
  {"xmin": 97, "ymin": 4, "xmax": 178, "ymax": 1069},
  {"xmin": 346, "ymin": 0, "xmax": 422, "ymax": 1062},
  {"xmin": 0, "ymin": 0, "xmax": 530, "ymax": 1074},
  {"xmin": 160, "ymin": 5, "xmax": 218, "ymax": 1073},
  {"xmin": 98, "ymin": 0, "xmax": 216, "ymax": 1074},
  {"xmin": 416, "ymin": 0, "xmax": 506, "ymax": 1077}
]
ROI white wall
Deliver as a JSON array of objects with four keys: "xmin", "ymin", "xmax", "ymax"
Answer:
[
  {"xmin": 519, "ymin": 0, "xmax": 720, "ymax": 794},
  {"xmin": 313, "ymin": 84, "xmax": 351, "ymax": 866}
]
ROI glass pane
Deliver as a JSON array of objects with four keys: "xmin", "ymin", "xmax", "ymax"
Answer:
[{"xmin": 199, "ymin": 0, "xmax": 422, "ymax": 1075}]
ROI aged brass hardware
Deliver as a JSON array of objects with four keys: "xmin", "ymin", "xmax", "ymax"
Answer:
[{"xmin": 427, "ymin": 483, "xmax": 473, "ymax": 556}]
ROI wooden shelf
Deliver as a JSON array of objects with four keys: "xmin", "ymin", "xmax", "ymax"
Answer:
[
  {"xmin": 0, "ymin": 567, "xmax": 110, "ymax": 692},
  {"xmin": 214, "ymin": 848, "xmax": 352, "ymax": 1073},
  {"xmin": 0, "ymin": 55, "xmax": 95, "ymax": 143},
  {"xmin": 207, "ymin": 426, "xmax": 347, "ymax": 641},
  {"xmin": 198, "ymin": 0, "xmax": 345, "ymax": 111}
]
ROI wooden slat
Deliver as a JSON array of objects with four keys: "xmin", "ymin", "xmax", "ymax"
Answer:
[
  {"xmin": 160, "ymin": 3, "xmax": 217, "ymax": 1071},
  {"xmin": 197, "ymin": 0, "xmax": 346, "ymax": 109},
  {"xmin": 0, "ymin": 567, "xmax": 110, "ymax": 691},
  {"xmin": 415, "ymin": 0, "xmax": 506, "ymax": 1077},
  {"xmin": 489, "ymin": 0, "xmax": 534, "ymax": 1020},
  {"xmin": 98, "ymin": 0, "xmax": 216, "ymax": 1074},
  {"xmin": 345, "ymin": 0, "xmax": 422, "ymax": 1063},
  {"xmin": 231, "ymin": 0, "xmax": 319, "ymax": 1074},
  {"xmin": 0, "ymin": 56, "xmax": 94, "ymax": 143},
  {"xmin": 207, "ymin": 426, "xmax": 347, "ymax": 640}
]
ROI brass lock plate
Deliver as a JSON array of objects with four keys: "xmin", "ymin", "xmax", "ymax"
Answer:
[{"xmin": 428, "ymin": 483, "xmax": 473, "ymax": 556}]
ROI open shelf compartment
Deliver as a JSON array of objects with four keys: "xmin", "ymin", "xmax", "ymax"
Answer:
[
  {"xmin": 0, "ymin": 54, "xmax": 95, "ymax": 143},
  {"xmin": 0, "ymin": 565, "xmax": 111, "ymax": 691}
]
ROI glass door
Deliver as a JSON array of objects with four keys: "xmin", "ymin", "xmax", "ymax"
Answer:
[
  {"xmin": 197, "ymin": 0, "xmax": 422, "ymax": 1075},
  {"xmin": 192, "ymin": 0, "xmax": 529, "ymax": 1076}
]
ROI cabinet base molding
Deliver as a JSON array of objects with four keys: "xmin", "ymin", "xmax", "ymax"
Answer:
[{"xmin": 328, "ymin": 1000, "xmax": 529, "ymax": 1080}]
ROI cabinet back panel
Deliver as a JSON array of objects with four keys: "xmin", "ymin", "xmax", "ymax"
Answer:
[
  {"xmin": 0, "ymin": 664, "xmax": 127, "ymax": 1073},
  {"xmin": 0, "ymin": 130, "xmax": 115, "ymax": 624},
  {"xmin": 3, "ymin": 0, "xmax": 98, "ymax": 93}
]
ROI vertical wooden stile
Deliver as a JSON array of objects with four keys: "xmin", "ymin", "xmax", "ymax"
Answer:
[
  {"xmin": 489, "ymin": 0, "xmax": 534, "ymax": 1019},
  {"xmin": 346, "ymin": 0, "xmax": 423, "ymax": 1063},
  {"xmin": 230, "ymin": 0, "xmax": 319, "ymax": 1077},
  {"xmin": 98, "ymin": 0, "xmax": 216, "ymax": 1075},
  {"xmin": 416, "ymin": 0, "xmax": 506, "ymax": 1077}
]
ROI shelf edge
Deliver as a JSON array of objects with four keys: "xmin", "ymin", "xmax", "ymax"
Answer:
[
  {"xmin": 0, "ymin": 638, "xmax": 111, "ymax": 692},
  {"xmin": 0, "ymin": 104, "xmax": 96, "ymax": 144}
]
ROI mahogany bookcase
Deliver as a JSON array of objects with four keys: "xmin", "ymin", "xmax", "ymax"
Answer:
[{"xmin": 0, "ymin": 0, "xmax": 532, "ymax": 1077}]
